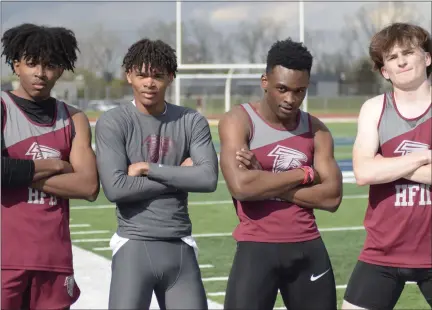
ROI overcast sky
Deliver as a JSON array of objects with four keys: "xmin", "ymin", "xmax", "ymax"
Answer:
[{"xmin": 1, "ymin": 0, "xmax": 431, "ymax": 77}]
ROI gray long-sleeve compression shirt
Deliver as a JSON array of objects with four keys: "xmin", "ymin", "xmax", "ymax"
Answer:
[{"xmin": 95, "ymin": 102, "xmax": 218, "ymax": 240}]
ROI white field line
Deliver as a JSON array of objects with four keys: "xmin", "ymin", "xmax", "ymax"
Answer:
[
  {"xmin": 70, "ymin": 224, "xmax": 90, "ymax": 228},
  {"xmin": 207, "ymin": 281, "xmax": 416, "ymax": 297},
  {"xmin": 93, "ymin": 247, "xmax": 111, "ymax": 251},
  {"xmin": 73, "ymin": 238, "xmax": 111, "ymax": 243},
  {"xmin": 193, "ymin": 226, "xmax": 365, "ymax": 238},
  {"xmin": 72, "ymin": 226, "xmax": 366, "ymax": 243},
  {"xmin": 71, "ymin": 193, "xmax": 367, "ymax": 211},
  {"xmin": 70, "ymin": 230, "xmax": 110, "ymax": 235}
]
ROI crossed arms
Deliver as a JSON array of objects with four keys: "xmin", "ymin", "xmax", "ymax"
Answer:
[
  {"xmin": 95, "ymin": 112, "xmax": 218, "ymax": 204},
  {"xmin": 2, "ymin": 105, "xmax": 100, "ymax": 201},
  {"xmin": 353, "ymin": 95, "xmax": 431, "ymax": 186},
  {"xmin": 218, "ymin": 107, "xmax": 342, "ymax": 212},
  {"xmin": 30, "ymin": 106, "xmax": 100, "ymax": 201}
]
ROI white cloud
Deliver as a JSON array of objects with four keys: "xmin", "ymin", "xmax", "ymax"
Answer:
[{"xmin": 210, "ymin": 5, "xmax": 250, "ymax": 22}]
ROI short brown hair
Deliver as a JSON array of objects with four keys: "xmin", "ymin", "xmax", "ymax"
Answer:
[{"xmin": 369, "ymin": 22, "xmax": 432, "ymax": 77}]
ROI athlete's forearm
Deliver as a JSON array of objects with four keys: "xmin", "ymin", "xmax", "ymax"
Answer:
[
  {"xmin": 230, "ymin": 169, "xmax": 304, "ymax": 201},
  {"xmin": 354, "ymin": 153, "xmax": 429, "ymax": 186},
  {"xmin": 279, "ymin": 181, "xmax": 342, "ymax": 212},
  {"xmin": 31, "ymin": 172, "xmax": 99, "ymax": 202},
  {"xmin": 1, "ymin": 157, "xmax": 67, "ymax": 187},
  {"xmin": 33, "ymin": 159, "xmax": 70, "ymax": 181},
  {"xmin": 404, "ymin": 164, "xmax": 432, "ymax": 185},
  {"xmin": 147, "ymin": 162, "xmax": 218, "ymax": 192},
  {"xmin": 101, "ymin": 173, "xmax": 177, "ymax": 203}
]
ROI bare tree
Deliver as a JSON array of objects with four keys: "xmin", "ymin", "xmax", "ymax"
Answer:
[
  {"xmin": 216, "ymin": 34, "xmax": 235, "ymax": 64},
  {"xmin": 137, "ymin": 20, "xmax": 176, "ymax": 48},
  {"xmin": 183, "ymin": 19, "xmax": 219, "ymax": 63},
  {"xmin": 76, "ymin": 24, "xmax": 124, "ymax": 98},
  {"xmin": 232, "ymin": 18, "xmax": 283, "ymax": 63},
  {"xmin": 137, "ymin": 19, "xmax": 230, "ymax": 66},
  {"xmin": 344, "ymin": 1, "xmax": 422, "ymax": 57}
]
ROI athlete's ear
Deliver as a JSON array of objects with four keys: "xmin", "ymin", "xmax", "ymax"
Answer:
[
  {"xmin": 57, "ymin": 68, "xmax": 64, "ymax": 79},
  {"xmin": 13, "ymin": 59, "xmax": 21, "ymax": 77},
  {"xmin": 380, "ymin": 66, "xmax": 390, "ymax": 80},
  {"xmin": 126, "ymin": 70, "xmax": 133, "ymax": 84},
  {"xmin": 425, "ymin": 51, "xmax": 431, "ymax": 67},
  {"xmin": 261, "ymin": 73, "xmax": 268, "ymax": 92}
]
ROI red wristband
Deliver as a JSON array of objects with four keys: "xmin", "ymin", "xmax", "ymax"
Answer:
[{"xmin": 300, "ymin": 166, "xmax": 314, "ymax": 185}]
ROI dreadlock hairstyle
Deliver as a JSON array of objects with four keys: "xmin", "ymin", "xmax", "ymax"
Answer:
[
  {"xmin": 1, "ymin": 23, "xmax": 79, "ymax": 73},
  {"xmin": 122, "ymin": 38, "xmax": 177, "ymax": 77},
  {"xmin": 266, "ymin": 38, "xmax": 313, "ymax": 75}
]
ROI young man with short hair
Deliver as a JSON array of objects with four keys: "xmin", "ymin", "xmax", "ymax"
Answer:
[{"xmin": 219, "ymin": 38, "xmax": 343, "ymax": 310}]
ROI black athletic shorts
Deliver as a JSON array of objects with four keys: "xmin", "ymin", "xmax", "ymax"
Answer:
[
  {"xmin": 224, "ymin": 237, "xmax": 336, "ymax": 310},
  {"xmin": 344, "ymin": 260, "xmax": 432, "ymax": 309}
]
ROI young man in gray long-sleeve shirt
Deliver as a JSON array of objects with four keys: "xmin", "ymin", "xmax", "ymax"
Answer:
[{"xmin": 95, "ymin": 39, "xmax": 218, "ymax": 310}]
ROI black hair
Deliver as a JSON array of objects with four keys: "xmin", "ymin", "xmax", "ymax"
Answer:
[
  {"xmin": 1, "ymin": 23, "xmax": 79, "ymax": 72},
  {"xmin": 266, "ymin": 38, "xmax": 313, "ymax": 74},
  {"xmin": 122, "ymin": 38, "xmax": 177, "ymax": 77}
]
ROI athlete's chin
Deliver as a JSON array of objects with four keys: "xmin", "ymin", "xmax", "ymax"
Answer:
[
  {"xmin": 140, "ymin": 97, "xmax": 159, "ymax": 107},
  {"xmin": 277, "ymin": 107, "xmax": 299, "ymax": 119},
  {"xmin": 29, "ymin": 88, "xmax": 50, "ymax": 99},
  {"xmin": 393, "ymin": 75, "xmax": 425, "ymax": 90}
]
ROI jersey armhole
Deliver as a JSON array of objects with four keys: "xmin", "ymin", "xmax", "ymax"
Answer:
[
  {"xmin": 1, "ymin": 99, "xmax": 6, "ymax": 133},
  {"xmin": 376, "ymin": 94, "xmax": 387, "ymax": 130},
  {"xmin": 239, "ymin": 103, "xmax": 255, "ymax": 143},
  {"xmin": 63, "ymin": 102, "xmax": 76, "ymax": 140},
  {"xmin": 307, "ymin": 112, "xmax": 313, "ymax": 135}
]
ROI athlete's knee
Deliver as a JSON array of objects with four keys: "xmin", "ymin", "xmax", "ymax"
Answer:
[{"xmin": 341, "ymin": 299, "xmax": 368, "ymax": 310}]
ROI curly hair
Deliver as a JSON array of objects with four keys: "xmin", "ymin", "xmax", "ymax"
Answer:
[
  {"xmin": 266, "ymin": 38, "xmax": 313, "ymax": 74},
  {"xmin": 122, "ymin": 38, "xmax": 177, "ymax": 77},
  {"xmin": 1, "ymin": 23, "xmax": 79, "ymax": 72}
]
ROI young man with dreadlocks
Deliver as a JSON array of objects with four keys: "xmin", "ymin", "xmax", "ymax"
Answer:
[
  {"xmin": 218, "ymin": 38, "xmax": 343, "ymax": 310},
  {"xmin": 1, "ymin": 24, "xmax": 99, "ymax": 309},
  {"xmin": 95, "ymin": 38, "xmax": 218, "ymax": 309}
]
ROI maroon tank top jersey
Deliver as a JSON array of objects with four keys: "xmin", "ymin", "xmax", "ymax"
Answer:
[
  {"xmin": 1, "ymin": 91, "xmax": 74, "ymax": 273},
  {"xmin": 232, "ymin": 103, "xmax": 320, "ymax": 243},
  {"xmin": 359, "ymin": 92, "xmax": 432, "ymax": 268}
]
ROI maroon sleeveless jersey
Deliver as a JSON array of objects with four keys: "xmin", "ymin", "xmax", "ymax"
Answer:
[
  {"xmin": 359, "ymin": 92, "xmax": 432, "ymax": 268},
  {"xmin": 231, "ymin": 103, "xmax": 320, "ymax": 243},
  {"xmin": 1, "ymin": 91, "xmax": 74, "ymax": 273}
]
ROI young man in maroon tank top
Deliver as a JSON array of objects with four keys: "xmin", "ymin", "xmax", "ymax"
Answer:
[
  {"xmin": 342, "ymin": 23, "xmax": 432, "ymax": 309},
  {"xmin": 218, "ymin": 38, "xmax": 343, "ymax": 310},
  {"xmin": 1, "ymin": 24, "xmax": 99, "ymax": 309}
]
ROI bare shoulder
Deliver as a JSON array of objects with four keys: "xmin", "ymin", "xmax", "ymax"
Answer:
[
  {"xmin": 308, "ymin": 114, "xmax": 331, "ymax": 136},
  {"xmin": 219, "ymin": 104, "xmax": 250, "ymax": 129},
  {"xmin": 65, "ymin": 103, "xmax": 82, "ymax": 117},
  {"xmin": 64, "ymin": 104, "xmax": 90, "ymax": 131},
  {"xmin": 359, "ymin": 94, "xmax": 385, "ymax": 120}
]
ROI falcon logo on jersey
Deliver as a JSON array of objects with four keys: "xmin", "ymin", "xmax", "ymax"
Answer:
[
  {"xmin": 268, "ymin": 145, "xmax": 308, "ymax": 173},
  {"xmin": 144, "ymin": 135, "xmax": 174, "ymax": 163},
  {"xmin": 394, "ymin": 140, "xmax": 429, "ymax": 156},
  {"xmin": 25, "ymin": 142, "xmax": 61, "ymax": 160}
]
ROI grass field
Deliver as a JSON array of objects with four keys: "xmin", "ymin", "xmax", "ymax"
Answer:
[{"xmin": 73, "ymin": 122, "xmax": 430, "ymax": 309}]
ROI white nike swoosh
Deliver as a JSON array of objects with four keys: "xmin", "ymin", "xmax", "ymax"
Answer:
[{"xmin": 310, "ymin": 268, "xmax": 331, "ymax": 281}]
